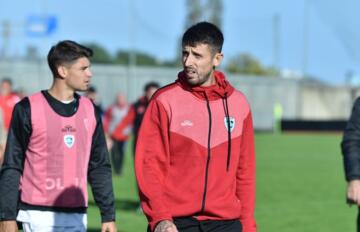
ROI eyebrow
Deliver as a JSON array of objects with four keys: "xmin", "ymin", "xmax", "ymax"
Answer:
[{"xmin": 192, "ymin": 50, "xmax": 202, "ymax": 56}]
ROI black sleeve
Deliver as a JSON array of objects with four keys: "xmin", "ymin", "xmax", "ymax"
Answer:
[
  {"xmin": 0, "ymin": 98, "xmax": 32, "ymax": 220},
  {"xmin": 88, "ymin": 104, "xmax": 116, "ymax": 223},
  {"xmin": 341, "ymin": 97, "xmax": 360, "ymax": 181}
]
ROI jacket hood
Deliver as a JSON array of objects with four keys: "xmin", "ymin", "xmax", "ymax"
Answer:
[{"xmin": 176, "ymin": 70, "xmax": 234, "ymax": 101}]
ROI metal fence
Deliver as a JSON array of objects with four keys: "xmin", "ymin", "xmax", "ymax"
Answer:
[{"xmin": 0, "ymin": 59, "xmax": 356, "ymax": 130}]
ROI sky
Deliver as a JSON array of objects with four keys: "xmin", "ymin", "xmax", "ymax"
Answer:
[{"xmin": 0, "ymin": 0, "xmax": 359, "ymax": 85}]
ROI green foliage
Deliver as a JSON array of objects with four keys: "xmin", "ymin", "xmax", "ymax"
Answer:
[
  {"xmin": 226, "ymin": 53, "xmax": 279, "ymax": 76},
  {"xmin": 81, "ymin": 42, "xmax": 177, "ymax": 67},
  {"xmin": 83, "ymin": 43, "xmax": 113, "ymax": 64},
  {"xmin": 134, "ymin": 52, "xmax": 158, "ymax": 66},
  {"xmin": 113, "ymin": 51, "xmax": 129, "ymax": 65},
  {"xmin": 114, "ymin": 50, "xmax": 158, "ymax": 66}
]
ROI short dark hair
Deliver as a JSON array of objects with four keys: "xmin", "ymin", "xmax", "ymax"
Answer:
[
  {"xmin": 1, "ymin": 78, "xmax": 12, "ymax": 86},
  {"xmin": 144, "ymin": 81, "xmax": 160, "ymax": 92},
  {"xmin": 87, "ymin": 85, "xmax": 97, "ymax": 93},
  {"xmin": 47, "ymin": 40, "xmax": 93, "ymax": 78},
  {"xmin": 182, "ymin": 21, "xmax": 224, "ymax": 54}
]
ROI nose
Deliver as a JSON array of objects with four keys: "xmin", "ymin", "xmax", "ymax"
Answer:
[
  {"xmin": 87, "ymin": 68, "xmax": 92, "ymax": 78},
  {"xmin": 184, "ymin": 54, "xmax": 193, "ymax": 67}
]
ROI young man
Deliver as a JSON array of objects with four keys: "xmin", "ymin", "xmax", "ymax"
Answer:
[
  {"xmin": 0, "ymin": 40, "xmax": 116, "ymax": 232},
  {"xmin": 135, "ymin": 22, "xmax": 256, "ymax": 232},
  {"xmin": 342, "ymin": 98, "xmax": 360, "ymax": 232}
]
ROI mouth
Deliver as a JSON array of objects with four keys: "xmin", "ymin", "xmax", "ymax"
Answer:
[{"xmin": 185, "ymin": 68, "xmax": 197, "ymax": 77}]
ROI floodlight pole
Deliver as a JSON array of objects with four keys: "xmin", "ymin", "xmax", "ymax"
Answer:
[
  {"xmin": 273, "ymin": 13, "xmax": 280, "ymax": 70},
  {"xmin": 128, "ymin": 0, "xmax": 137, "ymax": 102},
  {"xmin": 302, "ymin": 0, "xmax": 309, "ymax": 78},
  {"xmin": 1, "ymin": 21, "xmax": 10, "ymax": 59}
]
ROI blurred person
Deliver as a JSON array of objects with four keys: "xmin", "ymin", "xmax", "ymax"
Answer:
[
  {"xmin": 14, "ymin": 88, "xmax": 27, "ymax": 100},
  {"xmin": 135, "ymin": 22, "xmax": 256, "ymax": 232},
  {"xmin": 111, "ymin": 81, "xmax": 160, "ymax": 155},
  {"xmin": 85, "ymin": 85, "xmax": 104, "ymax": 116},
  {"xmin": 0, "ymin": 78, "xmax": 21, "ymax": 131},
  {"xmin": 342, "ymin": 98, "xmax": 360, "ymax": 232},
  {"xmin": 103, "ymin": 93, "xmax": 131, "ymax": 176},
  {"xmin": 0, "ymin": 40, "xmax": 116, "ymax": 232}
]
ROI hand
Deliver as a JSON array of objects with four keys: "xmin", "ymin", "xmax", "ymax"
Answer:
[
  {"xmin": 347, "ymin": 180, "xmax": 360, "ymax": 205},
  {"xmin": 101, "ymin": 221, "xmax": 117, "ymax": 232},
  {"xmin": 105, "ymin": 133, "xmax": 114, "ymax": 151},
  {"xmin": 154, "ymin": 220, "xmax": 178, "ymax": 232},
  {"xmin": 0, "ymin": 220, "xmax": 18, "ymax": 232}
]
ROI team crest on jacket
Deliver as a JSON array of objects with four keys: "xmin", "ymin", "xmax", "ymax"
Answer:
[
  {"xmin": 224, "ymin": 117, "xmax": 235, "ymax": 132},
  {"xmin": 64, "ymin": 135, "xmax": 75, "ymax": 148}
]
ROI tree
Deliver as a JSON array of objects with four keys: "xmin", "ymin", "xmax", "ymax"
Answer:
[
  {"xmin": 226, "ymin": 53, "xmax": 278, "ymax": 76},
  {"xmin": 114, "ymin": 50, "xmax": 159, "ymax": 66},
  {"xmin": 83, "ymin": 43, "xmax": 112, "ymax": 64}
]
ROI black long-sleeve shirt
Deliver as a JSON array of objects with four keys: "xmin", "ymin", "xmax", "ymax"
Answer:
[
  {"xmin": 0, "ymin": 91, "xmax": 115, "ymax": 222},
  {"xmin": 342, "ymin": 97, "xmax": 360, "ymax": 181}
]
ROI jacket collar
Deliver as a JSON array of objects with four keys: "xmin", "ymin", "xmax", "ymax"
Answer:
[{"xmin": 176, "ymin": 70, "xmax": 234, "ymax": 101}]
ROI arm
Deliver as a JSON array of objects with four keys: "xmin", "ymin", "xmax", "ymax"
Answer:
[
  {"xmin": 0, "ymin": 99, "xmax": 32, "ymax": 224},
  {"xmin": 88, "ymin": 106, "xmax": 116, "ymax": 224},
  {"xmin": 342, "ymin": 98, "xmax": 360, "ymax": 181},
  {"xmin": 236, "ymin": 111, "xmax": 257, "ymax": 232},
  {"xmin": 0, "ymin": 110, "xmax": 7, "ymax": 166},
  {"xmin": 101, "ymin": 221, "xmax": 117, "ymax": 232},
  {"xmin": 102, "ymin": 107, "xmax": 113, "ymax": 134},
  {"xmin": 342, "ymin": 98, "xmax": 360, "ymax": 204},
  {"xmin": 135, "ymin": 99, "xmax": 173, "ymax": 231}
]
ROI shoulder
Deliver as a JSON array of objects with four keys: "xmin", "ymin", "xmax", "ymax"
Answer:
[
  {"xmin": 11, "ymin": 97, "xmax": 31, "ymax": 120},
  {"xmin": 15, "ymin": 96, "xmax": 30, "ymax": 111},
  {"xmin": 231, "ymin": 89, "xmax": 251, "ymax": 108},
  {"xmin": 353, "ymin": 97, "xmax": 360, "ymax": 108},
  {"xmin": 79, "ymin": 95, "xmax": 94, "ymax": 106},
  {"xmin": 151, "ymin": 82, "xmax": 182, "ymax": 103}
]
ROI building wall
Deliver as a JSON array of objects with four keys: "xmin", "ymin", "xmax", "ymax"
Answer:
[{"xmin": 0, "ymin": 60, "xmax": 356, "ymax": 130}]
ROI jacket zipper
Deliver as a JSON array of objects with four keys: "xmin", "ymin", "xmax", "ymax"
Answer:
[{"xmin": 201, "ymin": 94, "xmax": 212, "ymax": 212}]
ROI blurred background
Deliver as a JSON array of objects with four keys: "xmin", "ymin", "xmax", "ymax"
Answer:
[{"xmin": 0, "ymin": 0, "xmax": 358, "ymax": 231}]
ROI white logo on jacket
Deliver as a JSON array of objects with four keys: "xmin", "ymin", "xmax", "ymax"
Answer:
[
  {"xmin": 64, "ymin": 135, "xmax": 75, "ymax": 148},
  {"xmin": 181, "ymin": 120, "xmax": 193, "ymax": 127},
  {"xmin": 224, "ymin": 117, "xmax": 235, "ymax": 132}
]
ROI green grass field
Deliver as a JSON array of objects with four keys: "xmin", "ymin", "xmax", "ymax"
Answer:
[{"xmin": 86, "ymin": 133, "xmax": 356, "ymax": 232}]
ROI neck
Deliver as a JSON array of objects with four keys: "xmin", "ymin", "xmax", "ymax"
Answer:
[
  {"xmin": 200, "ymin": 71, "xmax": 216, "ymax": 87},
  {"xmin": 48, "ymin": 82, "xmax": 75, "ymax": 102}
]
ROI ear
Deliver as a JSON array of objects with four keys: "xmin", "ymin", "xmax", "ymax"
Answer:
[
  {"xmin": 213, "ymin": 53, "xmax": 224, "ymax": 68},
  {"xmin": 57, "ymin": 65, "xmax": 68, "ymax": 79}
]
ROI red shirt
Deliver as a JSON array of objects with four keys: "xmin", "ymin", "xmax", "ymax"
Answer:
[{"xmin": 0, "ymin": 93, "xmax": 20, "ymax": 130}]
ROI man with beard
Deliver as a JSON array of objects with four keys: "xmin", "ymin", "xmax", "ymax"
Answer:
[{"xmin": 135, "ymin": 22, "xmax": 257, "ymax": 232}]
